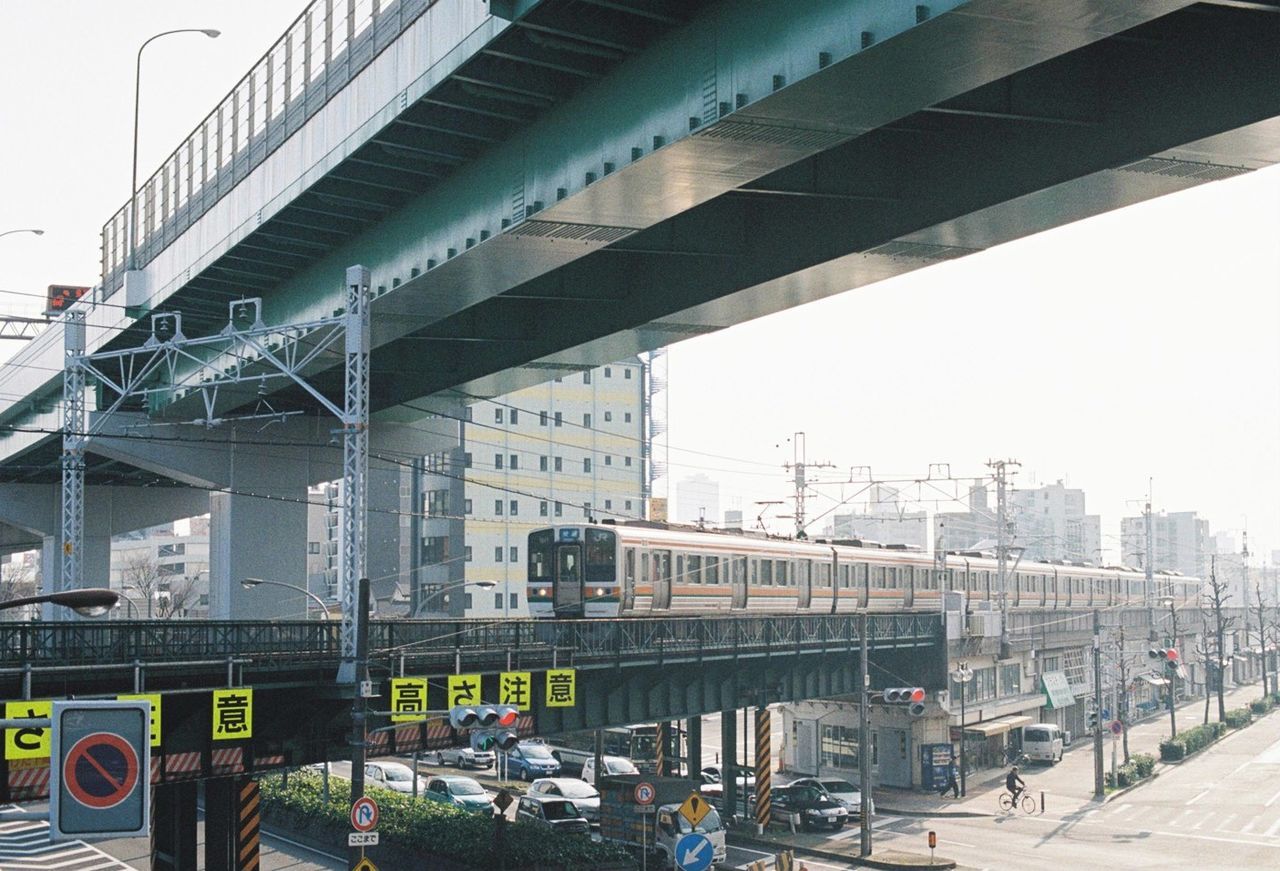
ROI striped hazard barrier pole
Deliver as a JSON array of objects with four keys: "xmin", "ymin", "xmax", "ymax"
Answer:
[
  {"xmin": 755, "ymin": 706, "xmax": 771, "ymax": 831},
  {"xmin": 238, "ymin": 777, "xmax": 261, "ymax": 871},
  {"xmin": 655, "ymin": 721, "xmax": 667, "ymax": 776}
]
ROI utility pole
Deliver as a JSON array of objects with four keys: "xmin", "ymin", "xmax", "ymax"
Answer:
[
  {"xmin": 1093, "ymin": 609, "xmax": 1104, "ymax": 799},
  {"xmin": 1144, "ymin": 499, "xmax": 1154, "ymax": 608},
  {"xmin": 859, "ymin": 614, "xmax": 872, "ymax": 859},
  {"xmin": 784, "ymin": 433, "xmax": 834, "ymax": 539},
  {"xmin": 1243, "ymin": 531, "xmax": 1252, "ymax": 683},
  {"xmin": 1115, "ymin": 626, "xmax": 1131, "ymax": 764},
  {"xmin": 986, "ymin": 459, "xmax": 1019, "ymax": 628},
  {"xmin": 1256, "ymin": 583, "xmax": 1270, "ymax": 700}
]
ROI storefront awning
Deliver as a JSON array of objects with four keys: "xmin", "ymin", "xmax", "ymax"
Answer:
[
  {"xmin": 1137, "ymin": 673, "xmax": 1169, "ymax": 687},
  {"xmin": 965, "ymin": 715, "xmax": 1034, "ymax": 737}
]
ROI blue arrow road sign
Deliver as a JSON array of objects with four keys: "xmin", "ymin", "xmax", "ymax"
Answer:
[
  {"xmin": 1101, "ymin": 708, "xmax": 1110, "ymax": 719},
  {"xmin": 675, "ymin": 832, "xmax": 713, "ymax": 871}
]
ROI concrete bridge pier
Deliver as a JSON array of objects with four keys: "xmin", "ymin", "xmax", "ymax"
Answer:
[
  {"xmin": 686, "ymin": 715, "xmax": 702, "ymax": 779},
  {"xmin": 150, "ymin": 781, "xmax": 197, "ymax": 870},
  {"xmin": 721, "ymin": 710, "xmax": 737, "ymax": 819}
]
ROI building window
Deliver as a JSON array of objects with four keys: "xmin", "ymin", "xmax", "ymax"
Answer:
[
  {"xmin": 604, "ymin": 411, "xmax": 612, "ymax": 422},
  {"xmin": 624, "ymin": 368, "xmax": 632, "ymax": 379},
  {"xmin": 625, "ymin": 412, "xmax": 632, "ymax": 423},
  {"xmin": 605, "ymin": 499, "xmax": 612, "ymax": 510},
  {"xmin": 604, "ymin": 367, "xmax": 612, "ymax": 378},
  {"xmin": 465, "ymin": 407, "xmax": 474, "ymax": 420},
  {"xmin": 464, "ymin": 452, "xmax": 473, "ymax": 468},
  {"xmin": 583, "ymin": 458, "xmax": 592, "ymax": 473},
  {"xmin": 427, "ymin": 489, "xmax": 450, "ymax": 517},
  {"xmin": 495, "ymin": 593, "xmax": 503, "ymax": 610},
  {"xmin": 495, "ymin": 408, "xmax": 503, "ymax": 423},
  {"xmin": 509, "ymin": 500, "xmax": 519, "ymax": 516},
  {"xmin": 625, "ymin": 456, "xmax": 632, "ymax": 467},
  {"xmin": 495, "ymin": 547, "xmax": 504, "ymax": 562},
  {"xmin": 422, "ymin": 537, "xmax": 447, "ymax": 563},
  {"xmin": 625, "ymin": 500, "xmax": 632, "ymax": 511},
  {"xmin": 510, "ymin": 409, "xmax": 518, "ymax": 424},
  {"xmin": 158, "ymin": 562, "xmax": 184, "ymax": 576},
  {"xmin": 820, "ymin": 724, "xmax": 872, "ymax": 769},
  {"xmin": 583, "ymin": 371, "xmax": 592, "ymax": 385},
  {"xmin": 605, "ymin": 455, "xmax": 612, "ymax": 466},
  {"xmin": 539, "ymin": 410, "xmax": 548, "ymax": 426},
  {"xmin": 464, "ymin": 499, "xmax": 472, "ymax": 515},
  {"xmin": 308, "ymin": 541, "xmax": 321, "ymax": 554},
  {"xmin": 158, "ymin": 543, "xmax": 185, "ymax": 558},
  {"xmin": 583, "ymin": 413, "xmax": 592, "ymax": 428},
  {"xmin": 554, "ymin": 457, "xmax": 563, "ymax": 472},
  {"xmin": 540, "ymin": 501, "xmax": 548, "ymax": 516},
  {"xmin": 509, "ymin": 454, "xmax": 518, "ymax": 470},
  {"xmin": 951, "ymin": 667, "xmax": 997, "ymax": 703},
  {"xmin": 495, "ymin": 500, "xmax": 504, "ymax": 516},
  {"xmin": 555, "ymin": 502, "xmax": 563, "ymax": 517},
  {"xmin": 509, "ymin": 593, "xmax": 519, "ymax": 609},
  {"xmin": 584, "ymin": 502, "xmax": 592, "ymax": 517},
  {"xmin": 554, "ymin": 412, "xmax": 563, "ymax": 427},
  {"xmin": 540, "ymin": 456, "xmax": 548, "ymax": 471},
  {"xmin": 509, "ymin": 546, "xmax": 518, "ymax": 562},
  {"xmin": 494, "ymin": 454, "xmax": 503, "ymax": 470},
  {"xmin": 1000, "ymin": 663, "xmax": 1021, "ymax": 696},
  {"xmin": 464, "ymin": 593, "xmax": 473, "ymax": 609},
  {"xmin": 465, "ymin": 546, "xmax": 473, "ymax": 562}
]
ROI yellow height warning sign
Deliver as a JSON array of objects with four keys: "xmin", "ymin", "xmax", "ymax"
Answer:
[
  {"xmin": 499, "ymin": 672, "xmax": 532, "ymax": 711},
  {"xmin": 4, "ymin": 700, "xmax": 51, "ymax": 760},
  {"xmin": 390, "ymin": 678, "xmax": 428, "ymax": 722},
  {"xmin": 447, "ymin": 674, "xmax": 481, "ymax": 708},
  {"xmin": 212, "ymin": 688, "xmax": 253, "ymax": 741},
  {"xmin": 118, "ymin": 693, "xmax": 162, "ymax": 747},
  {"xmin": 545, "ymin": 669, "xmax": 576, "ymax": 707}
]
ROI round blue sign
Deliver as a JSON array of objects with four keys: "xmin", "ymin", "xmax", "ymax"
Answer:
[{"xmin": 675, "ymin": 832, "xmax": 714, "ymax": 871}]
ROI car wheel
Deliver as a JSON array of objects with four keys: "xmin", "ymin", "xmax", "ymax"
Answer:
[{"xmin": 523, "ymin": 768, "xmax": 534, "ymax": 782}]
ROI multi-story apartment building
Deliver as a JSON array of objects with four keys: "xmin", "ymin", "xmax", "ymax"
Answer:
[
  {"xmin": 1008, "ymin": 480, "xmax": 1102, "ymax": 564},
  {"xmin": 416, "ymin": 359, "xmax": 647, "ymax": 618},
  {"xmin": 1119, "ymin": 510, "xmax": 1212, "ymax": 579}
]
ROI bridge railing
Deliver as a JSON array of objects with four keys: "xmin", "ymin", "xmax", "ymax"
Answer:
[
  {"xmin": 0, "ymin": 614, "xmax": 942, "ymax": 670},
  {"xmin": 100, "ymin": 0, "xmax": 439, "ymax": 296}
]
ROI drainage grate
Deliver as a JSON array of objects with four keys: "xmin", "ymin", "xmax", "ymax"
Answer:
[
  {"xmin": 1117, "ymin": 156, "xmax": 1254, "ymax": 182},
  {"xmin": 507, "ymin": 220, "xmax": 636, "ymax": 244},
  {"xmin": 866, "ymin": 240, "xmax": 980, "ymax": 261},
  {"xmin": 695, "ymin": 119, "xmax": 850, "ymax": 150}
]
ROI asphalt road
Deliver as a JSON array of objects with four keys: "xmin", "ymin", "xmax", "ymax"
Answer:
[
  {"xmin": 868, "ymin": 707, "xmax": 1280, "ymax": 870},
  {"xmin": 96, "ymin": 815, "xmax": 345, "ymax": 870}
]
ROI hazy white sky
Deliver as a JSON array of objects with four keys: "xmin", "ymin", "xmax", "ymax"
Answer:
[{"xmin": 1, "ymin": 2, "xmax": 1277, "ymax": 563}]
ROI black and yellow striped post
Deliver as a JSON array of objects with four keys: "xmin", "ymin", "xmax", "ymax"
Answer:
[
  {"xmin": 237, "ymin": 777, "xmax": 261, "ymax": 871},
  {"xmin": 655, "ymin": 721, "xmax": 667, "ymax": 775},
  {"xmin": 754, "ymin": 706, "xmax": 771, "ymax": 830}
]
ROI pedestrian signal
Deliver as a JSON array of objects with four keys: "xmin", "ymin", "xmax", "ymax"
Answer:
[{"xmin": 883, "ymin": 687, "xmax": 927, "ymax": 717}]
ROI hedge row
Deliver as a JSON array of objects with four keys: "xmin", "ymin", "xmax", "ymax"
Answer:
[
  {"xmin": 1224, "ymin": 706, "xmax": 1254, "ymax": 729},
  {"xmin": 259, "ymin": 772, "xmax": 633, "ymax": 870},
  {"xmin": 1251, "ymin": 694, "xmax": 1280, "ymax": 714},
  {"xmin": 1159, "ymin": 722, "xmax": 1226, "ymax": 761},
  {"xmin": 1105, "ymin": 753, "xmax": 1156, "ymax": 789}
]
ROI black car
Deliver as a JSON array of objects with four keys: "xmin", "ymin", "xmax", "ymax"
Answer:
[{"xmin": 772, "ymin": 784, "xmax": 849, "ymax": 831}]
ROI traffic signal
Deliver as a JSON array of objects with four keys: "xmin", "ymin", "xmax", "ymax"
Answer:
[
  {"xmin": 1148, "ymin": 648, "xmax": 1181, "ymax": 674},
  {"xmin": 884, "ymin": 687, "xmax": 927, "ymax": 717},
  {"xmin": 1087, "ymin": 707, "xmax": 1099, "ymax": 731},
  {"xmin": 450, "ymin": 704, "xmax": 520, "ymax": 752}
]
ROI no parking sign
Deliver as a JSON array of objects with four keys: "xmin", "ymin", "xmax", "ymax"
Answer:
[{"xmin": 50, "ymin": 700, "xmax": 150, "ymax": 841}]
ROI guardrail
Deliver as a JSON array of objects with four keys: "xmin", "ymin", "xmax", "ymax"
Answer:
[
  {"xmin": 0, "ymin": 614, "xmax": 941, "ymax": 670},
  {"xmin": 101, "ymin": 0, "xmax": 439, "ymax": 295}
]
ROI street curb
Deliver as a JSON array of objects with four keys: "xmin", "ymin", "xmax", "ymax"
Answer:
[
  {"xmin": 731, "ymin": 835, "xmax": 957, "ymax": 870},
  {"xmin": 1103, "ymin": 770, "xmax": 1161, "ymax": 803},
  {"xmin": 876, "ymin": 807, "xmax": 993, "ymax": 818}
]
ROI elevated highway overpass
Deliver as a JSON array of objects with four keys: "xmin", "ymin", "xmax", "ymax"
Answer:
[{"xmin": 1, "ymin": 0, "xmax": 1277, "ymax": 609}]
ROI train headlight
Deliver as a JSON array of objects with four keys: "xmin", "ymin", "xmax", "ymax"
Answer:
[{"xmin": 595, "ymin": 587, "xmax": 605, "ymax": 597}]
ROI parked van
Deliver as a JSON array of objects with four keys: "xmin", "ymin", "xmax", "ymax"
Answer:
[{"xmin": 1021, "ymin": 724, "xmax": 1064, "ymax": 764}]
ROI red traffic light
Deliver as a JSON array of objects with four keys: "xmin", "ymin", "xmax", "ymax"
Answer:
[
  {"xmin": 1165, "ymin": 648, "xmax": 1179, "ymax": 662},
  {"xmin": 909, "ymin": 688, "xmax": 926, "ymax": 704},
  {"xmin": 495, "ymin": 706, "xmax": 519, "ymax": 728}
]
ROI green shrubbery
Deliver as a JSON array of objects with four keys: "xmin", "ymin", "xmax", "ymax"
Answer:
[
  {"xmin": 1224, "ymin": 707, "xmax": 1253, "ymax": 729},
  {"xmin": 1105, "ymin": 753, "xmax": 1157, "ymax": 789},
  {"xmin": 1250, "ymin": 697, "xmax": 1274, "ymax": 715},
  {"xmin": 1159, "ymin": 722, "xmax": 1226, "ymax": 761},
  {"xmin": 259, "ymin": 772, "xmax": 633, "ymax": 870}
]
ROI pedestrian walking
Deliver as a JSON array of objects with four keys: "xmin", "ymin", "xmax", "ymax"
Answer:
[{"xmin": 939, "ymin": 754, "xmax": 960, "ymax": 798}]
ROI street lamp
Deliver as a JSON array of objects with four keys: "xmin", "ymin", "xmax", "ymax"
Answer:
[
  {"xmin": 0, "ymin": 588, "xmax": 119, "ymax": 618},
  {"xmin": 0, "ymin": 229, "xmax": 44, "ymax": 242},
  {"xmin": 430, "ymin": 579, "xmax": 497, "ymax": 613},
  {"xmin": 130, "ymin": 28, "xmax": 220, "ymax": 269},
  {"xmin": 951, "ymin": 662, "xmax": 974, "ymax": 797},
  {"xmin": 242, "ymin": 577, "xmax": 332, "ymax": 619}
]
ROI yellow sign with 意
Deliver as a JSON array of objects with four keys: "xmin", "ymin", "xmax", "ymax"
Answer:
[
  {"xmin": 118, "ymin": 693, "xmax": 163, "ymax": 747},
  {"xmin": 212, "ymin": 688, "xmax": 253, "ymax": 740},
  {"xmin": 4, "ymin": 700, "xmax": 51, "ymax": 760},
  {"xmin": 678, "ymin": 791, "xmax": 712, "ymax": 828},
  {"xmin": 544, "ymin": 669, "xmax": 576, "ymax": 708}
]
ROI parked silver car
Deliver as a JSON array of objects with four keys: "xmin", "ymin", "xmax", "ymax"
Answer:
[
  {"xmin": 515, "ymin": 794, "xmax": 590, "ymax": 834},
  {"xmin": 528, "ymin": 778, "xmax": 600, "ymax": 826},
  {"xmin": 436, "ymin": 745, "xmax": 495, "ymax": 770}
]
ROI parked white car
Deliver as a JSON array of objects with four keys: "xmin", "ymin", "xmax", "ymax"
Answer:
[
  {"xmin": 1021, "ymin": 724, "xmax": 1064, "ymax": 763},
  {"xmin": 436, "ymin": 745, "xmax": 496, "ymax": 770},
  {"xmin": 787, "ymin": 777, "xmax": 874, "ymax": 818},
  {"xmin": 581, "ymin": 755, "xmax": 639, "ymax": 783},
  {"xmin": 364, "ymin": 761, "xmax": 426, "ymax": 795}
]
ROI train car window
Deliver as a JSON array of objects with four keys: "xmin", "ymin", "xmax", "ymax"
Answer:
[
  {"xmin": 776, "ymin": 560, "xmax": 788, "ymax": 586},
  {"xmin": 750, "ymin": 559, "xmax": 759, "ymax": 585},
  {"xmin": 529, "ymin": 530, "xmax": 553, "ymax": 582},
  {"xmin": 818, "ymin": 562, "xmax": 830, "ymax": 588},
  {"xmin": 688, "ymin": 554, "xmax": 702, "ymax": 584},
  {"xmin": 706, "ymin": 555, "xmax": 719, "ymax": 584},
  {"xmin": 839, "ymin": 564, "xmax": 850, "ymax": 589},
  {"xmin": 871, "ymin": 566, "xmax": 883, "ymax": 589},
  {"xmin": 760, "ymin": 560, "xmax": 773, "ymax": 586},
  {"xmin": 641, "ymin": 552, "xmax": 650, "ymax": 584},
  {"xmin": 733, "ymin": 556, "xmax": 746, "ymax": 586},
  {"xmin": 676, "ymin": 555, "xmax": 685, "ymax": 586},
  {"xmin": 653, "ymin": 550, "xmax": 671, "ymax": 586},
  {"xmin": 585, "ymin": 528, "xmax": 616, "ymax": 583},
  {"xmin": 887, "ymin": 566, "xmax": 897, "ymax": 589},
  {"xmin": 624, "ymin": 549, "xmax": 636, "ymax": 586}
]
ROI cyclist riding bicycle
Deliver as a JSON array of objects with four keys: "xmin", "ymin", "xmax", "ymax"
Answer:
[{"xmin": 1006, "ymin": 765, "xmax": 1026, "ymax": 805}]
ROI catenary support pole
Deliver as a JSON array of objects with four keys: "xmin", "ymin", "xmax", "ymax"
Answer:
[
  {"xmin": 338, "ymin": 265, "xmax": 370, "ymax": 683},
  {"xmin": 860, "ymin": 613, "xmax": 872, "ymax": 857},
  {"xmin": 60, "ymin": 311, "xmax": 86, "ymax": 608}
]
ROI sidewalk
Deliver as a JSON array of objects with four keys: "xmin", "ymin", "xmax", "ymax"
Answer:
[{"xmin": 874, "ymin": 680, "xmax": 1268, "ymax": 818}]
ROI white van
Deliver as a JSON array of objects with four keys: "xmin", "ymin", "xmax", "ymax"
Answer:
[{"xmin": 1021, "ymin": 724, "xmax": 1064, "ymax": 764}]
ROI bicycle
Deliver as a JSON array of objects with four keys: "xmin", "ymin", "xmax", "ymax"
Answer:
[{"xmin": 998, "ymin": 791, "xmax": 1037, "ymax": 814}]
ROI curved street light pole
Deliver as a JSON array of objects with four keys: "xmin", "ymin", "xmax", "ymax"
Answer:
[
  {"xmin": 130, "ymin": 28, "xmax": 220, "ymax": 269},
  {"xmin": 242, "ymin": 577, "xmax": 331, "ymax": 619},
  {"xmin": 951, "ymin": 663, "xmax": 974, "ymax": 796},
  {"xmin": 0, "ymin": 229, "xmax": 44, "ymax": 242},
  {"xmin": 0, "ymin": 588, "xmax": 119, "ymax": 618}
]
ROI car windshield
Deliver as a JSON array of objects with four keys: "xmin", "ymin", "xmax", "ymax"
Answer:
[
  {"xmin": 606, "ymin": 758, "xmax": 639, "ymax": 774},
  {"xmin": 542, "ymin": 800, "xmax": 580, "ymax": 820},
  {"xmin": 382, "ymin": 766, "xmax": 413, "ymax": 782},
  {"xmin": 820, "ymin": 780, "xmax": 857, "ymax": 794},
  {"xmin": 521, "ymin": 744, "xmax": 555, "ymax": 759},
  {"xmin": 676, "ymin": 806, "xmax": 723, "ymax": 834},
  {"xmin": 448, "ymin": 780, "xmax": 485, "ymax": 796},
  {"xmin": 556, "ymin": 781, "xmax": 599, "ymax": 799}
]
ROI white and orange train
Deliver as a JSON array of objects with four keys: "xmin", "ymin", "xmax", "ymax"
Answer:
[{"xmin": 526, "ymin": 522, "xmax": 1199, "ymax": 619}]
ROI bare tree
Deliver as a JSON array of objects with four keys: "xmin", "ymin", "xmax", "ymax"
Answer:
[
  {"xmin": 1256, "ymin": 584, "xmax": 1271, "ymax": 699},
  {"xmin": 1205, "ymin": 556, "xmax": 1235, "ymax": 723},
  {"xmin": 1197, "ymin": 615, "xmax": 1214, "ymax": 726},
  {"xmin": 0, "ymin": 558, "xmax": 37, "ymax": 619},
  {"xmin": 1112, "ymin": 625, "xmax": 1141, "ymax": 764},
  {"xmin": 120, "ymin": 550, "xmax": 163, "ymax": 619},
  {"xmin": 155, "ymin": 573, "xmax": 200, "ymax": 619}
]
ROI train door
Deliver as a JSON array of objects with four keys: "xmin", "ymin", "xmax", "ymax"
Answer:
[
  {"xmin": 651, "ymin": 549, "xmax": 672, "ymax": 610},
  {"xmin": 902, "ymin": 565, "xmax": 914, "ymax": 608},
  {"xmin": 1051, "ymin": 569, "xmax": 1059, "ymax": 608},
  {"xmin": 553, "ymin": 543, "xmax": 584, "ymax": 617},
  {"xmin": 622, "ymin": 548, "xmax": 636, "ymax": 612},
  {"xmin": 857, "ymin": 562, "xmax": 869, "ymax": 609},
  {"xmin": 797, "ymin": 558, "xmax": 812, "ymax": 609},
  {"xmin": 731, "ymin": 554, "xmax": 748, "ymax": 609},
  {"xmin": 829, "ymin": 551, "xmax": 840, "ymax": 614}
]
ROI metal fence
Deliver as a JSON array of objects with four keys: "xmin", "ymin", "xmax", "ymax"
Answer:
[
  {"xmin": 101, "ymin": 0, "xmax": 437, "ymax": 295},
  {"xmin": 0, "ymin": 614, "xmax": 941, "ymax": 669}
]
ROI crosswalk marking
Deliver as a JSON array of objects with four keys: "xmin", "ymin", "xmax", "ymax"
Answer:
[
  {"xmin": 1264, "ymin": 817, "xmax": 1280, "ymax": 837},
  {"xmin": 0, "ymin": 816, "xmax": 131, "ymax": 870},
  {"xmin": 1216, "ymin": 813, "xmax": 1237, "ymax": 831}
]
